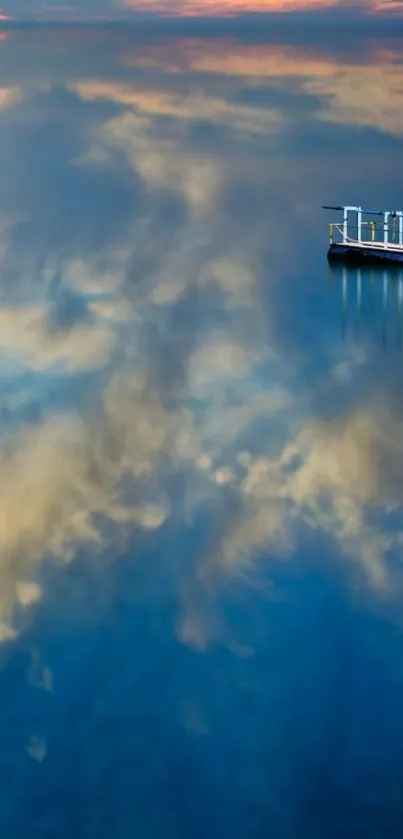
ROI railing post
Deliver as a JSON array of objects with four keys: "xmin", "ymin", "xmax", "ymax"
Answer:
[
  {"xmin": 384, "ymin": 211, "xmax": 390, "ymax": 247},
  {"xmin": 357, "ymin": 207, "xmax": 362, "ymax": 243},
  {"xmin": 343, "ymin": 207, "xmax": 348, "ymax": 244}
]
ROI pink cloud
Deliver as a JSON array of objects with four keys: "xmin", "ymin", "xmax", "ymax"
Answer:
[{"xmin": 118, "ymin": 0, "xmax": 397, "ymax": 16}]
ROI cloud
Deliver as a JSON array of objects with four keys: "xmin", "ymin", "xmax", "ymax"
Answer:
[
  {"xmin": 177, "ymin": 395, "xmax": 403, "ymax": 647},
  {"xmin": 72, "ymin": 107, "xmax": 223, "ymax": 213},
  {"xmin": 306, "ymin": 67, "xmax": 403, "ymax": 137},
  {"xmin": 0, "ymin": 87, "xmax": 21, "ymax": 109},
  {"xmin": 0, "ymin": 26, "xmax": 402, "ymax": 653},
  {"xmin": 1, "ymin": 0, "xmax": 403, "ymax": 21},
  {"xmin": 102, "ymin": 114, "xmax": 222, "ymax": 212},
  {"xmin": 120, "ymin": 0, "xmax": 349, "ymax": 16},
  {"xmin": 0, "ymin": 368, "xmax": 174, "ymax": 636},
  {"xmin": 1, "ymin": 35, "xmax": 403, "ymax": 839},
  {"xmin": 72, "ymin": 79, "xmax": 284, "ymax": 135},
  {"xmin": 188, "ymin": 337, "xmax": 259, "ymax": 381},
  {"xmin": 203, "ymin": 400, "xmax": 403, "ymax": 584},
  {"xmin": 0, "ymin": 219, "xmax": 401, "ymax": 652},
  {"xmin": 118, "ymin": 0, "xmax": 402, "ymax": 18},
  {"xmin": 0, "ymin": 302, "xmax": 116, "ymax": 374},
  {"xmin": 70, "ymin": 78, "xmax": 286, "ymax": 214},
  {"xmin": 68, "ymin": 39, "xmax": 403, "ymax": 203},
  {"xmin": 122, "ymin": 41, "xmax": 343, "ymax": 78}
]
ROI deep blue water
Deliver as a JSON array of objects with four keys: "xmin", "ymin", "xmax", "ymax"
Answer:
[{"xmin": 0, "ymin": 22, "xmax": 403, "ymax": 838}]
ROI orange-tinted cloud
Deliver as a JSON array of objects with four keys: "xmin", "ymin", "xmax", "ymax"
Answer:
[
  {"xmin": 120, "ymin": 39, "xmax": 366, "ymax": 76},
  {"xmin": 118, "ymin": 0, "xmax": 397, "ymax": 16},
  {"xmin": 1, "ymin": 0, "xmax": 401, "ymax": 20},
  {"xmin": 69, "ymin": 33, "xmax": 403, "ymax": 143}
]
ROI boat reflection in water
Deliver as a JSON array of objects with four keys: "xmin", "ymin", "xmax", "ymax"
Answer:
[{"xmin": 327, "ymin": 265, "xmax": 403, "ymax": 347}]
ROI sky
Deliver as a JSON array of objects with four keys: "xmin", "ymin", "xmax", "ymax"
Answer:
[{"xmin": 0, "ymin": 0, "xmax": 402, "ymax": 22}]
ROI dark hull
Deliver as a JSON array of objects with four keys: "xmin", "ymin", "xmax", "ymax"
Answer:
[{"xmin": 327, "ymin": 243, "xmax": 403, "ymax": 266}]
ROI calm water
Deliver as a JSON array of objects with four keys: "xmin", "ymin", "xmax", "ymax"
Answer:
[{"xmin": 0, "ymin": 22, "xmax": 403, "ymax": 838}]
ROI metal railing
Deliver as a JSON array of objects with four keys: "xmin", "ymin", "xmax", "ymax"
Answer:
[
  {"xmin": 329, "ymin": 220, "xmax": 403, "ymax": 247},
  {"xmin": 324, "ymin": 206, "xmax": 403, "ymax": 248},
  {"xmin": 329, "ymin": 221, "xmax": 377, "ymax": 245}
]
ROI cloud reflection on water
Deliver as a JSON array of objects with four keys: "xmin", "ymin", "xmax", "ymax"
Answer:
[
  {"xmin": 0, "ymin": 25, "xmax": 402, "ymax": 839},
  {"xmin": 0, "ymin": 29, "xmax": 401, "ymax": 643}
]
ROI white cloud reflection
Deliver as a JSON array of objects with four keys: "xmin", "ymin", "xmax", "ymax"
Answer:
[
  {"xmin": 0, "ymin": 33, "xmax": 401, "ymax": 646},
  {"xmin": 0, "ymin": 248, "xmax": 400, "ymax": 647},
  {"xmin": 0, "ymin": 302, "xmax": 116, "ymax": 373}
]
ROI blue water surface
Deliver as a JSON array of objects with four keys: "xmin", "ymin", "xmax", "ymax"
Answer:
[{"xmin": 0, "ymin": 21, "xmax": 402, "ymax": 839}]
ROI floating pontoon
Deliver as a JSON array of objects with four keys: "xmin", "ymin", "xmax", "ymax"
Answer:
[{"xmin": 323, "ymin": 205, "xmax": 403, "ymax": 265}]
